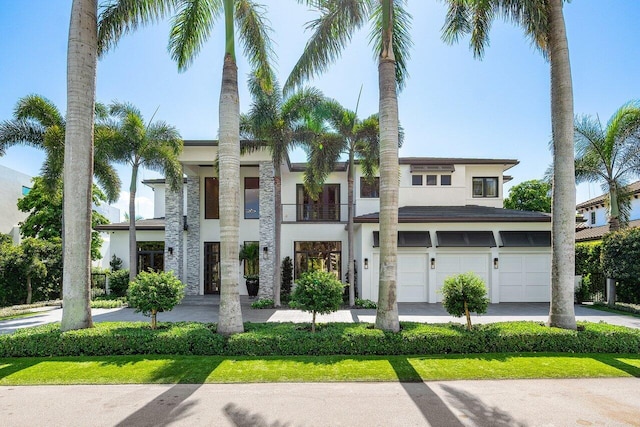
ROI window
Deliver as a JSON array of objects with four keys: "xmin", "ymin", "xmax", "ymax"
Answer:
[
  {"xmin": 294, "ymin": 241, "xmax": 341, "ymax": 280},
  {"xmin": 21, "ymin": 186, "xmax": 31, "ymax": 196},
  {"xmin": 360, "ymin": 177, "xmax": 379, "ymax": 198},
  {"xmin": 204, "ymin": 177, "xmax": 219, "ymax": 219},
  {"xmin": 426, "ymin": 175, "xmax": 437, "ymax": 186},
  {"xmin": 296, "ymin": 184, "xmax": 340, "ymax": 221},
  {"xmin": 137, "ymin": 241, "xmax": 164, "ymax": 273},
  {"xmin": 244, "ymin": 177, "xmax": 259, "ymax": 219},
  {"xmin": 590, "ymin": 211, "xmax": 596, "ymax": 225},
  {"xmin": 472, "ymin": 177, "xmax": 499, "ymax": 198},
  {"xmin": 441, "ymin": 175, "xmax": 451, "ymax": 186},
  {"xmin": 412, "ymin": 175, "xmax": 423, "ymax": 186}
]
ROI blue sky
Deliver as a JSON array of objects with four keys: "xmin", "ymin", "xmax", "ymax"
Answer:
[{"xmin": 1, "ymin": 1, "xmax": 639, "ymax": 219}]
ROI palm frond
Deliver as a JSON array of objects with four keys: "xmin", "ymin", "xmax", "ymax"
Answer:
[
  {"xmin": 235, "ymin": 0, "xmax": 275, "ymax": 90},
  {"xmin": 93, "ymin": 160, "xmax": 122, "ymax": 203},
  {"xmin": 0, "ymin": 119, "xmax": 46, "ymax": 155},
  {"xmin": 169, "ymin": 0, "xmax": 221, "ymax": 71},
  {"xmin": 441, "ymin": 0, "xmax": 472, "ymax": 46},
  {"xmin": 14, "ymin": 94, "xmax": 64, "ymax": 128}
]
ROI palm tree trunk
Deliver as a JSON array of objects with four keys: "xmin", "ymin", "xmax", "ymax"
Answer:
[
  {"xmin": 609, "ymin": 185, "xmax": 620, "ymax": 232},
  {"xmin": 61, "ymin": 0, "xmax": 96, "ymax": 331},
  {"xmin": 375, "ymin": 0, "xmax": 400, "ymax": 332},
  {"xmin": 217, "ymin": 47, "xmax": 244, "ymax": 335},
  {"xmin": 273, "ymin": 164, "xmax": 282, "ymax": 307},
  {"xmin": 547, "ymin": 0, "xmax": 577, "ymax": 330},
  {"xmin": 129, "ymin": 164, "xmax": 138, "ymax": 282},
  {"xmin": 347, "ymin": 150, "xmax": 355, "ymax": 307}
]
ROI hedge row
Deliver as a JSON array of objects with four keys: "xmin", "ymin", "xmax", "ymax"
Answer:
[{"xmin": 1, "ymin": 321, "xmax": 639, "ymax": 358}]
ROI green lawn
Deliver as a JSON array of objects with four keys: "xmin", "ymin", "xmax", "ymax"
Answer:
[{"xmin": 1, "ymin": 353, "xmax": 638, "ymax": 385}]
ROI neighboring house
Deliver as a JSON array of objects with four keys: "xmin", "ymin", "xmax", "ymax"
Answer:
[
  {"xmin": 97, "ymin": 140, "xmax": 552, "ymax": 303},
  {"xmin": 0, "ymin": 164, "xmax": 33, "ymax": 242},
  {"xmin": 575, "ymin": 181, "xmax": 640, "ymax": 242}
]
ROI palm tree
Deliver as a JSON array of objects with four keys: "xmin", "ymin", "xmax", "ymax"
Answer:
[
  {"xmin": 100, "ymin": 101, "xmax": 183, "ymax": 282},
  {"xmin": 574, "ymin": 101, "xmax": 640, "ymax": 232},
  {"xmin": 302, "ymin": 99, "xmax": 380, "ymax": 307},
  {"xmin": 442, "ymin": 0, "xmax": 577, "ymax": 329},
  {"xmin": 99, "ymin": 0, "xmax": 274, "ymax": 335},
  {"xmin": 241, "ymin": 73, "xmax": 326, "ymax": 307},
  {"xmin": 284, "ymin": 0, "xmax": 412, "ymax": 332}
]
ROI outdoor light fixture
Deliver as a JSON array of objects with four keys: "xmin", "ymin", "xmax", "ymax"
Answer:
[
  {"xmin": 168, "ymin": 247, "xmax": 174, "ymax": 255},
  {"xmin": 364, "ymin": 258, "xmax": 369, "ymax": 269},
  {"xmin": 263, "ymin": 246, "xmax": 269, "ymax": 259},
  {"xmin": 430, "ymin": 258, "xmax": 436, "ymax": 269},
  {"xmin": 494, "ymin": 257, "xmax": 499, "ymax": 269}
]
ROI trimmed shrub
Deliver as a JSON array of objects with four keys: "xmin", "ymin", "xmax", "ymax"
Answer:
[
  {"xmin": 281, "ymin": 256, "xmax": 293, "ymax": 303},
  {"xmin": 441, "ymin": 272, "xmax": 489, "ymax": 330},
  {"xmin": 251, "ymin": 298, "xmax": 274, "ymax": 309},
  {"xmin": 127, "ymin": 271, "xmax": 185, "ymax": 329},
  {"xmin": 355, "ymin": 298, "xmax": 377, "ymax": 309},
  {"xmin": 108, "ymin": 269, "xmax": 131, "ymax": 297},
  {"xmin": 602, "ymin": 228, "xmax": 640, "ymax": 303},
  {"xmin": 289, "ymin": 270, "xmax": 344, "ymax": 332}
]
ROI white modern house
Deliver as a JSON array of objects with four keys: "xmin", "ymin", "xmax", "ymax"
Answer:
[
  {"xmin": 97, "ymin": 140, "xmax": 553, "ymax": 303},
  {"xmin": 0, "ymin": 164, "xmax": 33, "ymax": 242},
  {"xmin": 575, "ymin": 181, "xmax": 640, "ymax": 242}
]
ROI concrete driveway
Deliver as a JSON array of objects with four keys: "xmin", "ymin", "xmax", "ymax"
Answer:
[{"xmin": 1, "ymin": 297, "xmax": 639, "ymax": 334}]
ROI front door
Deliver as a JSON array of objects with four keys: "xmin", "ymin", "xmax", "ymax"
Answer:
[{"xmin": 204, "ymin": 242, "xmax": 220, "ymax": 294}]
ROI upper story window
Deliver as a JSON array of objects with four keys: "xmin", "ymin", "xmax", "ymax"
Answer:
[
  {"xmin": 21, "ymin": 186, "xmax": 31, "ymax": 196},
  {"xmin": 296, "ymin": 184, "xmax": 340, "ymax": 221},
  {"xmin": 426, "ymin": 175, "xmax": 437, "ymax": 186},
  {"xmin": 244, "ymin": 177, "xmax": 259, "ymax": 219},
  {"xmin": 360, "ymin": 177, "xmax": 379, "ymax": 198},
  {"xmin": 204, "ymin": 177, "xmax": 219, "ymax": 219},
  {"xmin": 441, "ymin": 175, "xmax": 451, "ymax": 186},
  {"xmin": 472, "ymin": 177, "xmax": 499, "ymax": 198},
  {"xmin": 412, "ymin": 175, "xmax": 423, "ymax": 186},
  {"xmin": 590, "ymin": 211, "xmax": 596, "ymax": 225}
]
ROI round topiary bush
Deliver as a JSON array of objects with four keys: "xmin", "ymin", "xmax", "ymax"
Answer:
[
  {"xmin": 290, "ymin": 270, "xmax": 344, "ymax": 332},
  {"xmin": 108, "ymin": 269, "xmax": 131, "ymax": 297},
  {"xmin": 127, "ymin": 270, "xmax": 185, "ymax": 329},
  {"xmin": 441, "ymin": 272, "xmax": 489, "ymax": 330}
]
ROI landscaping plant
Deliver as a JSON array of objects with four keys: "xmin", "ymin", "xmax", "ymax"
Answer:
[
  {"xmin": 289, "ymin": 270, "xmax": 344, "ymax": 332},
  {"xmin": 281, "ymin": 257, "xmax": 293, "ymax": 304},
  {"xmin": 108, "ymin": 269, "xmax": 131, "ymax": 297},
  {"xmin": 127, "ymin": 271, "xmax": 185, "ymax": 329},
  {"xmin": 441, "ymin": 272, "xmax": 489, "ymax": 330}
]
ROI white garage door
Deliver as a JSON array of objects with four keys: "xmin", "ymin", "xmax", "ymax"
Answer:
[
  {"xmin": 499, "ymin": 254, "xmax": 550, "ymax": 302},
  {"xmin": 435, "ymin": 254, "xmax": 490, "ymax": 302},
  {"xmin": 371, "ymin": 253, "xmax": 428, "ymax": 302}
]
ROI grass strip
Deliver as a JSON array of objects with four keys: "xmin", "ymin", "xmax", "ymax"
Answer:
[{"xmin": 0, "ymin": 353, "xmax": 638, "ymax": 385}]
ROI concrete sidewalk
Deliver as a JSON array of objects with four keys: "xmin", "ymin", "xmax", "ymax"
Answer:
[
  {"xmin": 1, "ymin": 378, "xmax": 639, "ymax": 426},
  {"xmin": 1, "ymin": 297, "xmax": 639, "ymax": 334}
]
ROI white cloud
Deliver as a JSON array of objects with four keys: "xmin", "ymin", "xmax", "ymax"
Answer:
[{"xmin": 114, "ymin": 191, "xmax": 155, "ymax": 221}]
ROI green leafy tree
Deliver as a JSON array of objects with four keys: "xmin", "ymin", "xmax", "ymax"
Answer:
[
  {"xmin": 18, "ymin": 238, "xmax": 49, "ymax": 304},
  {"xmin": 504, "ymin": 179, "xmax": 551, "ymax": 213},
  {"xmin": 290, "ymin": 270, "xmax": 345, "ymax": 332},
  {"xmin": 99, "ymin": 102, "xmax": 182, "ymax": 281},
  {"xmin": 442, "ymin": 0, "xmax": 577, "ymax": 330},
  {"xmin": 574, "ymin": 101, "xmax": 640, "ymax": 231},
  {"xmin": 99, "ymin": 0, "xmax": 274, "ymax": 336},
  {"xmin": 441, "ymin": 272, "xmax": 489, "ymax": 330},
  {"xmin": 127, "ymin": 270, "xmax": 185, "ymax": 329},
  {"xmin": 285, "ymin": 0, "xmax": 413, "ymax": 333}
]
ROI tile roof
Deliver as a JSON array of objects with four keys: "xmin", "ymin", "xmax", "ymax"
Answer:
[
  {"xmin": 575, "ymin": 219, "xmax": 640, "ymax": 242},
  {"xmin": 354, "ymin": 205, "xmax": 551, "ymax": 223},
  {"xmin": 576, "ymin": 181, "xmax": 640, "ymax": 210}
]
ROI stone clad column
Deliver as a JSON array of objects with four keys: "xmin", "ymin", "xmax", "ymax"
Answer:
[
  {"xmin": 164, "ymin": 177, "xmax": 184, "ymax": 282},
  {"xmin": 186, "ymin": 174, "xmax": 201, "ymax": 295},
  {"xmin": 258, "ymin": 162, "xmax": 275, "ymax": 299}
]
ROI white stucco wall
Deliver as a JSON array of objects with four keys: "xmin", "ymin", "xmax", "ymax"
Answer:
[{"xmin": 0, "ymin": 165, "xmax": 33, "ymax": 239}]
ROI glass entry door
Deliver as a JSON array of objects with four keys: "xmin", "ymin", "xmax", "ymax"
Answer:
[{"xmin": 204, "ymin": 242, "xmax": 220, "ymax": 294}]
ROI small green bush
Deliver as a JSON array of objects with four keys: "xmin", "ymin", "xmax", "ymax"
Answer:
[
  {"xmin": 281, "ymin": 256, "xmax": 293, "ymax": 300},
  {"xmin": 355, "ymin": 298, "xmax": 377, "ymax": 309},
  {"xmin": 128, "ymin": 271, "xmax": 185, "ymax": 329},
  {"xmin": 108, "ymin": 269, "xmax": 131, "ymax": 297},
  {"xmin": 441, "ymin": 272, "xmax": 489, "ymax": 330},
  {"xmin": 290, "ymin": 270, "xmax": 344, "ymax": 332},
  {"xmin": 251, "ymin": 298, "xmax": 274, "ymax": 309},
  {"xmin": 602, "ymin": 228, "xmax": 640, "ymax": 303}
]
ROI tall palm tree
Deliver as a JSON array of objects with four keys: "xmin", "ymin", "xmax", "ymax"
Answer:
[
  {"xmin": 60, "ymin": 0, "xmax": 99, "ymax": 331},
  {"xmin": 99, "ymin": 0, "xmax": 274, "ymax": 335},
  {"xmin": 100, "ymin": 101, "xmax": 183, "ymax": 282},
  {"xmin": 0, "ymin": 94, "xmax": 121, "ymax": 203},
  {"xmin": 303, "ymin": 99, "xmax": 380, "ymax": 307},
  {"xmin": 442, "ymin": 0, "xmax": 577, "ymax": 330},
  {"xmin": 241, "ymin": 73, "xmax": 325, "ymax": 307},
  {"xmin": 575, "ymin": 101, "xmax": 640, "ymax": 231},
  {"xmin": 284, "ymin": 0, "xmax": 412, "ymax": 332}
]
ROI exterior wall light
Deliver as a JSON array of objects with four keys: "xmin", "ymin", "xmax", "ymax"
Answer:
[
  {"xmin": 430, "ymin": 258, "xmax": 435, "ymax": 269},
  {"xmin": 262, "ymin": 246, "xmax": 269, "ymax": 259},
  {"xmin": 168, "ymin": 247, "xmax": 174, "ymax": 255},
  {"xmin": 493, "ymin": 257, "xmax": 499, "ymax": 269},
  {"xmin": 364, "ymin": 258, "xmax": 369, "ymax": 269}
]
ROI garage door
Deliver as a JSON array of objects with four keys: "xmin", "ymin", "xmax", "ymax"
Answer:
[
  {"xmin": 435, "ymin": 254, "xmax": 490, "ymax": 302},
  {"xmin": 499, "ymin": 254, "xmax": 550, "ymax": 302},
  {"xmin": 371, "ymin": 253, "xmax": 428, "ymax": 302}
]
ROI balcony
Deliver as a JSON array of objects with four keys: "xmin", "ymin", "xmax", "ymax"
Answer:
[{"xmin": 282, "ymin": 203, "xmax": 352, "ymax": 222}]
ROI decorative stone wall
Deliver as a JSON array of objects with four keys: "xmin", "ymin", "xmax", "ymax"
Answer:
[
  {"xmin": 186, "ymin": 175, "xmax": 201, "ymax": 295},
  {"xmin": 164, "ymin": 178, "xmax": 184, "ymax": 282},
  {"xmin": 258, "ymin": 162, "xmax": 275, "ymax": 299}
]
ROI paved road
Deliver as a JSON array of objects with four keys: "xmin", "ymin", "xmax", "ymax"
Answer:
[
  {"xmin": 1, "ymin": 299, "xmax": 639, "ymax": 334},
  {"xmin": 1, "ymin": 378, "xmax": 639, "ymax": 426}
]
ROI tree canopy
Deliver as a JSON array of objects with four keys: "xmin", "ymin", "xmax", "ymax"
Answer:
[{"xmin": 504, "ymin": 179, "xmax": 551, "ymax": 213}]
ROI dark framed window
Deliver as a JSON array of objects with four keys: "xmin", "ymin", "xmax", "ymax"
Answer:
[
  {"xmin": 412, "ymin": 175, "xmax": 423, "ymax": 186},
  {"xmin": 426, "ymin": 175, "xmax": 437, "ymax": 186},
  {"xmin": 360, "ymin": 177, "xmax": 380, "ymax": 198},
  {"xmin": 590, "ymin": 211, "xmax": 596, "ymax": 225},
  {"xmin": 296, "ymin": 184, "xmax": 340, "ymax": 221},
  {"xmin": 204, "ymin": 177, "xmax": 219, "ymax": 219},
  {"xmin": 294, "ymin": 241, "xmax": 341, "ymax": 280},
  {"xmin": 137, "ymin": 241, "xmax": 164, "ymax": 273},
  {"xmin": 441, "ymin": 175, "xmax": 452, "ymax": 186},
  {"xmin": 204, "ymin": 242, "xmax": 220, "ymax": 294},
  {"xmin": 244, "ymin": 177, "xmax": 260, "ymax": 219},
  {"xmin": 499, "ymin": 231, "xmax": 551, "ymax": 247},
  {"xmin": 436, "ymin": 231, "xmax": 496, "ymax": 247},
  {"xmin": 472, "ymin": 177, "xmax": 499, "ymax": 198},
  {"xmin": 373, "ymin": 231, "xmax": 431, "ymax": 247}
]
